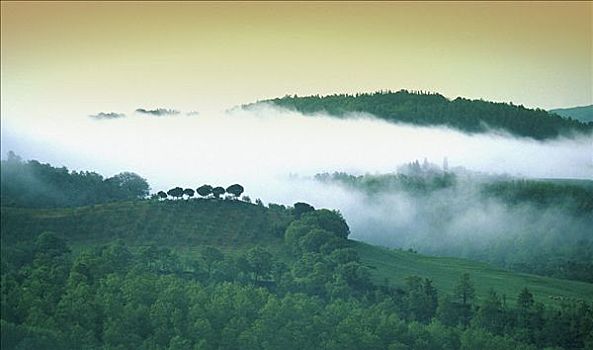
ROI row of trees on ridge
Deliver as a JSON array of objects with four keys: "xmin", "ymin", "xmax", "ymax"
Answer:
[{"xmin": 156, "ymin": 184, "xmax": 245, "ymax": 200}]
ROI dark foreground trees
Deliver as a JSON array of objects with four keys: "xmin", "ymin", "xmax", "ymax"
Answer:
[
  {"xmin": 2, "ymin": 166, "xmax": 592, "ymax": 349},
  {"xmin": 1, "ymin": 211, "xmax": 592, "ymax": 350}
]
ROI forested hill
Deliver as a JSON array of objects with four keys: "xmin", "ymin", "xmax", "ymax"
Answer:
[
  {"xmin": 0, "ymin": 152, "xmax": 150, "ymax": 208},
  {"xmin": 250, "ymin": 90, "xmax": 592, "ymax": 140},
  {"xmin": 3, "ymin": 158, "xmax": 593, "ymax": 349},
  {"xmin": 3, "ymin": 192, "xmax": 593, "ymax": 348},
  {"xmin": 550, "ymin": 105, "xmax": 593, "ymax": 123}
]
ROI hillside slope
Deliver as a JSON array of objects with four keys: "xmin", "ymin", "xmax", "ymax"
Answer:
[
  {"xmin": 354, "ymin": 241, "xmax": 593, "ymax": 307},
  {"xmin": 550, "ymin": 105, "xmax": 593, "ymax": 123},
  {"xmin": 0, "ymin": 200, "xmax": 291, "ymax": 250},
  {"xmin": 248, "ymin": 90, "xmax": 592, "ymax": 140},
  {"xmin": 2, "ymin": 200, "xmax": 591, "ymax": 307}
]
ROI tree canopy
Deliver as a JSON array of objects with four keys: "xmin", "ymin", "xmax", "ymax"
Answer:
[
  {"xmin": 226, "ymin": 184, "xmax": 244, "ymax": 198},
  {"xmin": 252, "ymin": 90, "xmax": 593, "ymax": 140},
  {"xmin": 196, "ymin": 185, "xmax": 213, "ymax": 197},
  {"xmin": 0, "ymin": 154, "xmax": 150, "ymax": 208},
  {"xmin": 167, "ymin": 187, "xmax": 184, "ymax": 199},
  {"xmin": 212, "ymin": 186, "xmax": 225, "ymax": 199}
]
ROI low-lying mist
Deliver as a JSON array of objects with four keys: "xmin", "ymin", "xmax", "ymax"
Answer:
[
  {"xmin": 2, "ymin": 104, "xmax": 591, "ymax": 189},
  {"xmin": 279, "ymin": 175, "xmax": 592, "ymax": 259},
  {"xmin": 2, "ymin": 104, "xmax": 592, "ymax": 262}
]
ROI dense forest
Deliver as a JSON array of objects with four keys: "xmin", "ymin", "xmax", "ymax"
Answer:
[
  {"xmin": 2, "ymin": 157, "xmax": 592, "ymax": 349},
  {"xmin": 2, "ymin": 202, "xmax": 593, "ymax": 349},
  {"xmin": 249, "ymin": 90, "xmax": 593, "ymax": 140}
]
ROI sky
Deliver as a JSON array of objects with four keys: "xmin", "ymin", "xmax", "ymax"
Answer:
[
  {"xmin": 1, "ymin": 1, "xmax": 592, "ymax": 186},
  {"xmin": 2, "ymin": 1, "xmax": 592, "ymax": 122}
]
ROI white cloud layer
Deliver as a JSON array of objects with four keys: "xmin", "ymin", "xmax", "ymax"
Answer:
[
  {"xmin": 2, "ymin": 104, "xmax": 591, "ymax": 251},
  {"xmin": 3, "ymin": 104, "xmax": 591, "ymax": 190}
]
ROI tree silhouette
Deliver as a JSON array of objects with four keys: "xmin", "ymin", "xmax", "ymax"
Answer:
[
  {"xmin": 212, "ymin": 186, "xmax": 225, "ymax": 199},
  {"xmin": 517, "ymin": 287, "xmax": 534, "ymax": 310},
  {"xmin": 454, "ymin": 273, "xmax": 475, "ymax": 306},
  {"xmin": 225, "ymin": 184, "xmax": 244, "ymax": 199},
  {"xmin": 157, "ymin": 191, "xmax": 167, "ymax": 200},
  {"xmin": 106, "ymin": 172, "xmax": 150, "ymax": 199},
  {"xmin": 196, "ymin": 185, "xmax": 213, "ymax": 198},
  {"xmin": 454, "ymin": 273, "xmax": 476, "ymax": 327},
  {"xmin": 183, "ymin": 188, "xmax": 195, "ymax": 200},
  {"xmin": 167, "ymin": 187, "xmax": 184, "ymax": 200},
  {"xmin": 294, "ymin": 202, "xmax": 315, "ymax": 218},
  {"xmin": 245, "ymin": 246, "xmax": 273, "ymax": 283}
]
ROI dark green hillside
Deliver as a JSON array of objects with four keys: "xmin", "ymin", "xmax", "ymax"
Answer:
[
  {"xmin": 2, "ymin": 200, "xmax": 591, "ymax": 306},
  {"xmin": 355, "ymin": 241, "xmax": 593, "ymax": 307},
  {"xmin": 1, "ymin": 199, "xmax": 292, "ymax": 250},
  {"xmin": 2, "ymin": 199, "xmax": 593, "ymax": 349},
  {"xmin": 250, "ymin": 90, "xmax": 592, "ymax": 140},
  {"xmin": 550, "ymin": 105, "xmax": 593, "ymax": 123}
]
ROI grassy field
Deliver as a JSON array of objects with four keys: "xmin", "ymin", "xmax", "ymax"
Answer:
[
  {"xmin": 2, "ymin": 199, "xmax": 592, "ymax": 307},
  {"xmin": 353, "ymin": 240, "xmax": 593, "ymax": 306}
]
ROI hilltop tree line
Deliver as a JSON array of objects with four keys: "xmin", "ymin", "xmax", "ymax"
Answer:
[
  {"xmin": 2, "ymin": 206, "xmax": 592, "ymax": 349},
  {"xmin": 156, "ymin": 184, "xmax": 245, "ymax": 201},
  {"xmin": 0, "ymin": 152, "xmax": 253, "ymax": 209},
  {"xmin": 0, "ymin": 152, "xmax": 149, "ymax": 208},
  {"xmin": 256, "ymin": 90, "xmax": 592, "ymax": 140}
]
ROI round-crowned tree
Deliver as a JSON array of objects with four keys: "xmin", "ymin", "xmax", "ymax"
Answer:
[
  {"xmin": 212, "ymin": 186, "xmax": 225, "ymax": 199},
  {"xmin": 294, "ymin": 202, "xmax": 315, "ymax": 218},
  {"xmin": 245, "ymin": 246, "xmax": 273, "ymax": 283},
  {"xmin": 167, "ymin": 187, "xmax": 184, "ymax": 200},
  {"xmin": 157, "ymin": 191, "xmax": 168, "ymax": 200},
  {"xmin": 196, "ymin": 185, "xmax": 213, "ymax": 198},
  {"xmin": 225, "ymin": 184, "xmax": 244, "ymax": 199},
  {"xmin": 183, "ymin": 188, "xmax": 195, "ymax": 200},
  {"xmin": 106, "ymin": 172, "xmax": 150, "ymax": 199}
]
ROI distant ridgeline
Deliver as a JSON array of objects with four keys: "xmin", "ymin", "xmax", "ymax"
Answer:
[
  {"xmin": 250, "ymin": 90, "xmax": 592, "ymax": 140},
  {"xmin": 315, "ymin": 167, "xmax": 593, "ymax": 215},
  {"xmin": 550, "ymin": 105, "xmax": 593, "ymax": 123}
]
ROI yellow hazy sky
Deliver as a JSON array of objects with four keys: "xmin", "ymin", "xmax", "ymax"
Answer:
[{"xmin": 1, "ymin": 1, "xmax": 592, "ymax": 122}]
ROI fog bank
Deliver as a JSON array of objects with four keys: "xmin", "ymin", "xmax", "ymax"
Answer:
[
  {"xmin": 2, "ymin": 104, "xmax": 591, "ymax": 257},
  {"xmin": 2, "ymin": 105, "xmax": 591, "ymax": 195}
]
